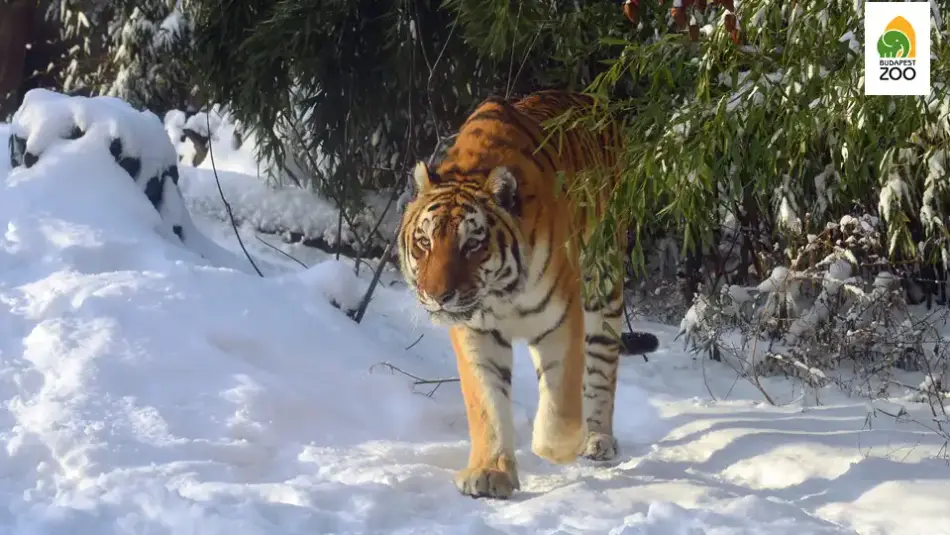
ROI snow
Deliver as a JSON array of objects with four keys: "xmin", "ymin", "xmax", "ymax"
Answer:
[
  {"xmin": 164, "ymin": 107, "xmax": 401, "ymax": 256},
  {"xmin": 178, "ymin": 167, "xmax": 365, "ymax": 253},
  {"xmin": 2, "ymin": 90, "xmax": 950, "ymax": 534}
]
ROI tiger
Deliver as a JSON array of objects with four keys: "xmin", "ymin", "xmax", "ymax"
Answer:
[{"xmin": 397, "ymin": 90, "xmax": 660, "ymax": 500}]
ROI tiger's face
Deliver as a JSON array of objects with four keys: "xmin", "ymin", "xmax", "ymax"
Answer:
[{"xmin": 398, "ymin": 161, "xmax": 527, "ymax": 325}]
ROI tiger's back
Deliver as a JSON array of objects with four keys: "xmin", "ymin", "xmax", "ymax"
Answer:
[
  {"xmin": 437, "ymin": 90, "xmax": 624, "ymax": 251},
  {"xmin": 397, "ymin": 90, "xmax": 658, "ymax": 500}
]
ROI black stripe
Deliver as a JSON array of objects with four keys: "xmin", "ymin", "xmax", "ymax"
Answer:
[
  {"xmin": 517, "ymin": 262, "xmax": 565, "ymax": 317},
  {"xmin": 490, "ymin": 99, "xmax": 539, "ymax": 142},
  {"xmin": 486, "ymin": 135, "xmax": 519, "ymax": 151},
  {"xmin": 479, "ymin": 360, "xmax": 513, "ymax": 386},
  {"xmin": 530, "ymin": 213, "xmax": 557, "ymax": 283},
  {"xmin": 484, "ymin": 218, "xmax": 522, "ymax": 289},
  {"xmin": 488, "ymin": 205, "xmax": 519, "ymax": 242},
  {"xmin": 477, "ymin": 360, "xmax": 512, "ymax": 400},
  {"xmin": 533, "ymin": 143, "xmax": 559, "ymax": 174},
  {"xmin": 496, "ymin": 229, "xmax": 508, "ymax": 255},
  {"xmin": 491, "ymin": 329, "xmax": 511, "ymax": 348},
  {"xmin": 465, "ymin": 109, "xmax": 508, "ymax": 125},
  {"xmin": 585, "ymin": 334, "xmax": 620, "ymax": 347},
  {"xmin": 585, "ymin": 383, "xmax": 612, "ymax": 393},
  {"xmin": 519, "ymin": 147, "xmax": 546, "ymax": 172},
  {"xmin": 501, "ymin": 277, "xmax": 521, "ymax": 294},
  {"xmin": 585, "ymin": 367, "xmax": 609, "ymax": 381},
  {"xmin": 528, "ymin": 296, "xmax": 572, "ymax": 346},
  {"xmin": 587, "ymin": 350, "xmax": 618, "ymax": 365},
  {"xmin": 509, "ymin": 241, "xmax": 523, "ymax": 278},
  {"xmin": 467, "ymin": 327, "xmax": 512, "ymax": 349},
  {"xmin": 535, "ymin": 360, "xmax": 560, "ymax": 380},
  {"xmin": 524, "ymin": 198, "xmax": 542, "ymax": 249}
]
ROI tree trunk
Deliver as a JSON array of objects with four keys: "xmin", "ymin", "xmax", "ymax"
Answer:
[{"xmin": 0, "ymin": 0, "xmax": 37, "ymax": 118}]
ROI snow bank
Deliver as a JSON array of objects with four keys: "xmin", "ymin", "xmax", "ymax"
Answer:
[
  {"xmin": 6, "ymin": 89, "xmax": 257, "ymax": 274},
  {"xmin": 0, "ymin": 91, "xmax": 448, "ymax": 533}
]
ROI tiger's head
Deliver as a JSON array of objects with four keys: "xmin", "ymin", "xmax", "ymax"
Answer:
[{"xmin": 398, "ymin": 161, "xmax": 528, "ymax": 325}]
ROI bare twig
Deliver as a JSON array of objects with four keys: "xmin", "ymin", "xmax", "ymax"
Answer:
[
  {"xmin": 369, "ymin": 361, "xmax": 460, "ymax": 398},
  {"xmin": 405, "ymin": 333, "xmax": 424, "ymax": 350},
  {"xmin": 255, "ymin": 235, "xmax": 308, "ymax": 269},
  {"xmin": 335, "ymin": 83, "xmax": 354, "ymax": 263},
  {"xmin": 349, "ymin": 228, "xmax": 398, "ymax": 323},
  {"xmin": 508, "ymin": 21, "xmax": 545, "ymax": 99},
  {"xmin": 206, "ymin": 112, "xmax": 264, "ymax": 277},
  {"xmin": 356, "ymin": 181, "xmax": 402, "ymax": 276},
  {"xmin": 504, "ymin": 1, "xmax": 525, "ymax": 99}
]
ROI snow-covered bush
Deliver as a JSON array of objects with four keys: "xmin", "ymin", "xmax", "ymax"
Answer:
[
  {"xmin": 567, "ymin": 0, "xmax": 950, "ymax": 422},
  {"xmin": 676, "ymin": 211, "xmax": 950, "ymax": 410},
  {"xmin": 48, "ymin": 0, "xmax": 197, "ymax": 115},
  {"xmin": 6, "ymin": 88, "xmax": 252, "ymax": 273}
]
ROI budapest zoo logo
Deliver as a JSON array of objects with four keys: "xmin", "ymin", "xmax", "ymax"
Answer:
[{"xmin": 876, "ymin": 15, "xmax": 918, "ymax": 82}]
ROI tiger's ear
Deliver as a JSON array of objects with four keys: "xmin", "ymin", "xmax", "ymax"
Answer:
[
  {"xmin": 413, "ymin": 161, "xmax": 438, "ymax": 192},
  {"xmin": 486, "ymin": 166, "xmax": 519, "ymax": 214}
]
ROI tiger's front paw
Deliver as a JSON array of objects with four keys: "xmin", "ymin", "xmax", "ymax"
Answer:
[
  {"xmin": 454, "ymin": 466, "xmax": 520, "ymax": 499},
  {"xmin": 581, "ymin": 431, "xmax": 619, "ymax": 461}
]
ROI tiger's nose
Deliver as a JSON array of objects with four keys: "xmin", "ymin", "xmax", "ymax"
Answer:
[{"xmin": 434, "ymin": 290, "xmax": 456, "ymax": 305}]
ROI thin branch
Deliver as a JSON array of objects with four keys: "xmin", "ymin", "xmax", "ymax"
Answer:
[
  {"xmin": 349, "ymin": 228, "xmax": 398, "ymax": 323},
  {"xmin": 356, "ymin": 179, "xmax": 402, "ymax": 275},
  {"xmin": 206, "ymin": 112, "xmax": 264, "ymax": 277},
  {"xmin": 509, "ymin": 21, "xmax": 545, "ymax": 99},
  {"xmin": 255, "ymin": 235, "xmax": 308, "ymax": 269},
  {"xmin": 405, "ymin": 333, "xmax": 424, "ymax": 350},
  {"xmin": 369, "ymin": 361, "xmax": 460, "ymax": 398},
  {"xmin": 504, "ymin": 1, "xmax": 525, "ymax": 99}
]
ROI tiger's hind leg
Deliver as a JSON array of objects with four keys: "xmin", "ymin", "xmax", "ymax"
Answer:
[
  {"xmin": 580, "ymin": 249, "xmax": 625, "ymax": 461},
  {"xmin": 449, "ymin": 325, "xmax": 520, "ymax": 499}
]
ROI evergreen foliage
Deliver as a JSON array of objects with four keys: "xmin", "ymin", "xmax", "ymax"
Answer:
[
  {"xmin": 574, "ymin": 1, "xmax": 949, "ymax": 291},
  {"xmin": 46, "ymin": 0, "xmax": 950, "ymax": 303},
  {"xmin": 45, "ymin": 0, "xmax": 196, "ymax": 115},
  {"xmin": 188, "ymin": 0, "xmax": 485, "ymax": 199},
  {"xmin": 185, "ymin": 0, "xmax": 645, "ymax": 198}
]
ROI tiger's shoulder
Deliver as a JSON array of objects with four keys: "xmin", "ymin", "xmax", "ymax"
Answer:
[{"xmin": 432, "ymin": 90, "xmax": 611, "ymax": 179}]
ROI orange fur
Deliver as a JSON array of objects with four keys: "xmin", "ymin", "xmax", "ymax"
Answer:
[{"xmin": 398, "ymin": 90, "xmax": 648, "ymax": 499}]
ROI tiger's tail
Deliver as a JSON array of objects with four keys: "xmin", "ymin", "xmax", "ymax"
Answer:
[{"xmin": 620, "ymin": 332, "xmax": 660, "ymax": 355}]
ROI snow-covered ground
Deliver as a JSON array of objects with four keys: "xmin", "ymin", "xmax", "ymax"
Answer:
[{"xmin": 1, "ymin": 90, "xmax": 949, "ymax": 534}]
